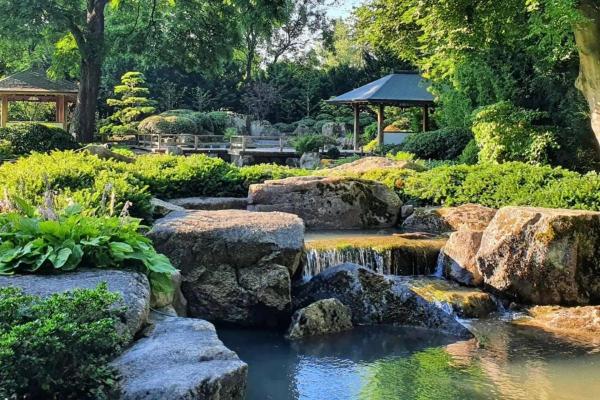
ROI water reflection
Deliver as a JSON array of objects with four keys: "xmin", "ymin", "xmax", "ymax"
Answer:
[{"xmin": 218, "ymin": 321, "xmax": 600, "ymax": 400}]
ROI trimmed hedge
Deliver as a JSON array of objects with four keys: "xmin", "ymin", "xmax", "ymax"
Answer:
[
  {"xmin": 398, "ymin": 127, "xmax": 472, "ymax": 160},
  {"xmin": 0, "ymin": 123, "xmax": 79, "ymax": 156},
  {"xmin": 138, "ymin": 110, "xmax": 232, "ymax": 136}
]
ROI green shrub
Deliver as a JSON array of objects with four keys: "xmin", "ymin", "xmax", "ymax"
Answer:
[
  {"xmin": 472, "ymin": 102, "xmax": 559, "ymax": 164},
  {"xmin": 401, "ymin": 162, "xmax": 600, "ymax": 209},
  {"xmin": 138, "ymin": 114, "xmax": 196, "ymax": 135},
  {"xmin": 207, "ymin": 111, "xmax": 230, "ymax": 136},
  {"xmin": 0, "ymin": 284, "xmax": 128, "ymax": 399},
  {"xmin": 0, "ymin": 201, "xmax": 177, "ymax": 294},
  {"xmin": 314, "ymin": 120, "xmax": 331, "ymax": 134},
  {"xmin": 457, "ymin": 139, "xmax": 479, "ymax": 165},
  {"xmin": 238, "ymin": 164, "xmax": 308, "ymax": 189},
  {"xmin": 0, "ymin": 151, "xmax": 152, "ymax": 218},
  {"xmin": 292, "ymin": 134, "xmax": 336, "ymax": 154},
  {"xmin": 298, "ymin": 117, "xmax": 317, "ymax": 128},
  {"xmin": 273, "ymin": 122, "xmax": 294, "ymax": 134},
  {"xmin": 399, "ymin": 128, "xmax": 473, "ymax": 160},
  {"xmin": 316, "ymin": 113, "xmax": 334, "ymax": 121},
  {"xmin": 0, "ymin": 123, "xmax": 79, "ymax": 155},
  {"xmin": 0, "ymin": 139, "xmax": 13, "ymax": 158},
  {"xmin": 362, "ymin": 122, "xmax": 378, "ymax": 143},
  {"xmin": 325, "ymin": 147, "xmax": 341, "ymax": 159}
]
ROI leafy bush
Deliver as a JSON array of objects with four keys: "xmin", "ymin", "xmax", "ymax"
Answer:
[
  {"xmin": 325, "ymin": 147, "xmax": 341, "ymax": 158},
  {"xmin": 273, "ymin": 122, "xmax": 294, "ymax": 134},
  {"xmin": 292, "ymin": 134, "xmax": 336, "ymax": 154},
  {"xmin": 207, "ymin": 111, "xmax": 230, "ymax": 135},
  {"xmin": 298, "ymin": 117, "xmax": 316, "ymax": 127},
  {"xmin": 472, "ymin": 102, "xmax": 559, "ymax": 164},
  {"xmin": 238, "ymin": 164, "xmax": 309, "ymax": 189},
  {"xmin": 0, "ymin": 284, "xmax": 128, "ymax": 399},
  {"xmin": 457, "ymin": 139, "xmax": 479, "ymax": 165},
  {"xmin": 0, "ymin": 123, "xmax": 79, "ymax": 155},
  {"xmin": 402, "ymin": 162, "xmax": 600, "ymax": 209},
  {"xmin": 316, "ymin": 113, "xmax": 334, "ymax": 121},
  {"xmin": 138, "ymin": 114, "xmax": 196, "ymax": 135},
  {"xmin": 399, "ymin": 128, "xmax": 473, "ymax": 160},
  {"xmin": 363, "ymin": 122, "xmax": 378, "ymax": 143},
  {"xmin": 0, "ymin": 139, "xmax": 13, "ymax": 158},
  {"xmin": 0, "ymin": 199, "xmax": 177, "ymax": 294},
  {"xmin": 0, "ymin": 151, "xmax": 152, "ymax": 218}
]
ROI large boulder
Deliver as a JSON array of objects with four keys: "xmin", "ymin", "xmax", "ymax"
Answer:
[
  {"xmin": 299, "ymin": 152, "xmax": 321, "ymax": 169},
  {"xmin": 169, "ymin": 197, "xmax": 248, "ymax": 211},
  {"xmin": 113, "ymin": 314, "xmax": 247, "ymax": 400},
  {"xmin": 439, "ymin": 228, "xmax": 485, "ymax": 286},
  {"xmin": 326, "ymin": 156, "xmax": 425, "ymax": 174},
  {"xmin": 0, "ymin": 269, "xmax": 150, "ymax": 336},
  {"xmin": 248, "ymin": 176, "xmax": 402, "ymax": 230},
  {"xmin": 401, "ymin": 204, "xmax": 497, "ymax": 234},
  {"xmin": 149, "ymin": 210, "xmax": 304, "ymax": 327},
  {"xmin": 285, "ymin": 298, "xmax": 353, "ymax": 340},
  {"xmin": 294, "ymin": 263, "xmax": 474, "ymax": 337},
  {"xmin": 477, "ymin": 207, "xmax": 600, "ymax": 305},
  {"xmin": 321, "ymin": 122, "xmax": 347, "ymax": 138},
  {"xmin": 514, "ymin": 305, "xmax": 600, "ymax": 345}
]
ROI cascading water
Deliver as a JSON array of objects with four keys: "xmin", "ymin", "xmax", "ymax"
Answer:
[{"xmin": 303, "ymin": 247, "xmax": 392, "ymax": 280}]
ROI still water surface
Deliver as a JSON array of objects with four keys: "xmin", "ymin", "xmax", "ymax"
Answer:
[{"xmin": 219, "ymin": 321, "xmax": 600, "ymax": 400}]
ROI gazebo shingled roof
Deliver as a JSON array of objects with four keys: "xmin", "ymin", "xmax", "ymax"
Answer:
[
  {"xmin": 0, "ymin": 70, "xmax": 78, "ymax": 94},
  {"xmin": 0, "ymin": 70, "xmax": 78, "ymax": 129},
  {"xmin": 327, "ymin": 72, "xmax": 435, "ymax": 151}
]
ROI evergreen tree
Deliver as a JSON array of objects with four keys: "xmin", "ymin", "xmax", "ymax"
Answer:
[{"xmin": 102, "ymin": 72, "xmax": 156, "ymax": 137}]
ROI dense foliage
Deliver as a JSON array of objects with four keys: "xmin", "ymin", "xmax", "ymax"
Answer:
[
  {"xmin": 0, "ymin": 123, "xmax": 79, "ymax": 156},
  {"xmin": 398, "ymin": 128, "xmax": 472, "ymax": 160},
  {"xmin": 0, "ymin": 199, "xmax": 177, "ymax": 294},
  {"xmin": 0, "ymin": 284, "xmax": 128, "ymax": 399}
]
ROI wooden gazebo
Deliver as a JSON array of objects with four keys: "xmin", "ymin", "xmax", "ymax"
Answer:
[
  {"xmin": 0, "ymin": 70, "xmax": 78, "ymax": 130},
  {"xmin": 327, "ymin": 72, "xmax": 435, "ymax": 150}
]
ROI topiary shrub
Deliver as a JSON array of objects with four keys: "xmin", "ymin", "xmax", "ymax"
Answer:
[
  {"xmin": 207, "ymin": 111, "xmax": 230, "ymax": 136},
  {"xmin": 398, "ymin": 127, "xmax": 473, "ymax": 160},
  {"xmin": 316, "ymin": 113, "xmax": 334, "ymax": 121},
  {"xmin": 0, "ymin": 284, "xmax": 129, "ymax": 399},
  {"xmin": 0, "ymin": 123, "xmax": 79, "ymax": 155},
  {"xmin": 472, "ymin": 101, "xmax": 559, "ymax": 164},
  {"xmin": 298, "ymin": 117, "xmax": 317, "ymax": 128},
  {"xmin": 138, "ymin": 114, "xmax": 197, "ymax": 135}
]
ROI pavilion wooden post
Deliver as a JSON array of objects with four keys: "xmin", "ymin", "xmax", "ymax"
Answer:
[
  {"xmin": 56, "ymin": 95, "xmax": 67, "ymax": 130},
  {"xmin": 353, "ymin": 104, "xmax": 360, "ymax": 151},
  {"xmin": 422, "ymin": 105, "xmax": 430, "ymax": 132},
  {"xmin": 377, "ymin": 104, "xmax": 385, "ymax": 148},
  {"xmin": 1, "ymin": 95, "xmax": 7, "ymax": 128}
]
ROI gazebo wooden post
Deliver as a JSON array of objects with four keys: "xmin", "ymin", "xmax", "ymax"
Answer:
[
  {"xmin": 353, "ymin": 103, "xmax": 360, "ymax": 151},
  {"xmin": 56, "ymin": 95, "xmax": 67, "ymax": 130},
  {"xmin": 377, "ymin": 104, "xmax": 385, "ymax": 148},
  {"xmin": 1, "ymin": 95, "xmax": 8, "ymax": 128},
  {"xmin": 422, "ymin": 105, "xmax": 430, "ymax": 132}
]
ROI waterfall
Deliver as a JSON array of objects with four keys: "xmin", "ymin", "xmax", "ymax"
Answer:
[
  {"xmin": 433, "ymin": 251, "xmax": 445, "ymax": 278},
  {"xmin": 303, "ymin": 248, "xmax": 392, "ymax": 280}
]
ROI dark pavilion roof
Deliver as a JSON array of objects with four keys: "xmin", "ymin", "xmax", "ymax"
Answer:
[
  {"xmin": 0, "ymin": 70, "xmax": 78, "ymax": 94},
  {"xmin": 327, "ymin": 72, "xmax": 434, "ymax": 106}
]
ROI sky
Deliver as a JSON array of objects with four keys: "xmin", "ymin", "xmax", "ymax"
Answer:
[{"xmin": 326, "ymin": 0, "xmax": 366, "ymax": 19}]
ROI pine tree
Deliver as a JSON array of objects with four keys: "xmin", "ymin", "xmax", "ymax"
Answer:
[{"xmin": 102, "ymin": 72, "xmax": 156, "ymax": 137}]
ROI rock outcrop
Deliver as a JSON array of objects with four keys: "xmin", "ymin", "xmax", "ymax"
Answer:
[
  {"xmin": 248, "ymin": 176, "xmax": 402, "ymax": 230},
  {"xmin": 402, "ymin": 204, "xmax": 497, "ymax": 234},
  {"xmin": 286, "ymin": 298, "xmax": 353, "ymax": 340},
  {"xmin": 113, "ymin": 314, "xmax": 247, "ymax": 400},
  {"xmin": 299, "ymin": 152, "xmax": 321, "ymax": 169},
  {"xmin": 294, "ymin": 263, "xmax": 473, "ymax": 337},
  {"xmin": 477, "ymin": 207, "xmax": 600, "ymax": 305},
  {"xmin": 514, "ymin": 305, "xmax": 600, "ymax": 345},
  {"xmin": 149, "ymin": 210, "xmax": 304, "ymax": 326},
  {"xmin": 0, "ymin": 269, "xmax": 150, "ymax": 336},
  {"xmin": 169, "ymin": 197, "xmax": 248, "ymax": 211},
  {"xmin": 439, "ymin": 228, "xmax": 485, "ymax": 286},
  {"xmin": 151, "ymin": 198, "xmax": 185, "ymax": 218}
]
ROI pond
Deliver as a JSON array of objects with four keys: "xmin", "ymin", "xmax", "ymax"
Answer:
[{"xmin": 219, "ymin": 320, "xmax": 600, "ymax": 400}]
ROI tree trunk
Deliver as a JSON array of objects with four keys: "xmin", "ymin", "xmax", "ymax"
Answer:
[
  {"xmin": 73, "ymin": 0, "xmax": 107, "ymax": 143},
  {"xmin": 574, "ymin": 0, "xmax": 600, "ymax": 145}
]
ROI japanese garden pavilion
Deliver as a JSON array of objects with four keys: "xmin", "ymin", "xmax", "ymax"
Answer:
[
  {"xmin": 327, "ymin": 72, "xmax": 435, "ymax": 151},
  {"xmin": 0, "ymin": 70, "xmax": 78, "ymax": 130}
]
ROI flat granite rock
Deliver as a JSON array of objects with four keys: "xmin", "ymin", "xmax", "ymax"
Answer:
[
  {"xmin": 113, "ymin": 314, "xmax": 247, "ymax": 400},
  {"xmin": 169, "ymin": 197, "xmax": 248, "ymax": 211},
  {"xmin": 0, "ymin": 269, "xmax": 150, "ymax": 336}
]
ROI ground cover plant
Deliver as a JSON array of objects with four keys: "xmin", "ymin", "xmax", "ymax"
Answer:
[
  {"xmin": 0, "ymin": 196, "xmax": 177, "ymax": 294},
  {"xmin": 0, "ymin": 284, "xmax": 128, "ymax": 399}
]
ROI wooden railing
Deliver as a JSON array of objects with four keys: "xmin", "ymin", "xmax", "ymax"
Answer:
[
  {"xmin": 229, "ymin": 136, "xmax": 296, "ymax": 153},
  {"xmin": 137, "ymin": 134, "xmax": 229, "ymax": 150}
]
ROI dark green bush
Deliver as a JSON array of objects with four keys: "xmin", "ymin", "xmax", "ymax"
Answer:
[
  {"xmin": 316, "ymin": 113, "xmax": 334, "ymax": 121},
  {"xmin": 207, "ymin": 111, "xmax": 230, "ymax": 136},
  {"xmin": 298, "ymin": 117, "xmax": 317, "ymax": 128},
  {"xmin": 138, "ymin": 114, "xmax": 197, "ymax": 135},
  {"xmin": 457, "ymin": 139, "xmax": 479, "ymax": 165},
  {"xmin": 292, "ymin": 134, "xmax": 336, "ymax": 154},
  {"xmin": 398, "ymin": 128, "xmax": 473, "ymax": 160},
  {"xmin": 0, "ymin": 284, "xmax": 129, "ymax": 399},
  {"xmin": 0, "ymin": 123, "xmax": 79, "ymax": 155}
]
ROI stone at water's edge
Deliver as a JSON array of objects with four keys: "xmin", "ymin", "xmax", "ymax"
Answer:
[
  {"xmin": 0, "ymin": 270, "xmax": 150, "ymax": 337},
  {"xmin": 293, "ymin": 263, "xmax": 478, "ymax": 338},
  {"xmin": 149, "ymin": 210, "xmax": 304, "ymax": 327},
  {"xmin": 439, "ymin": 228, "xmax": 485, "ymax": 287},
  {"xmin": 248, "ymin": 176, "xmax": 402, "ymax": 230},
  {"xmin": 113, "ymin": 314, "xmax": 247, "ymax": 400},
  {"xmin": 514, "ymin": 305, "xmax": 600, "ymax": 345},
  {"xmin": 286, "ymin": 298, "xmax": 353, "ymax": 340},
  {"xmin": 299, "ymin": 152, "xmax": 321, "ymax": 169},
  {"xmin": 151, "ymin": 198, "xmax": 185, "ymax": 218},
  {"xmin": 401, "ymin": 204, "xmax": 497, "ymax": 234},
  {"xmin": 169, "ymin": 197, "xmax": 248, "ymax": 211},
  {"xmin": 477, "ymin": 207, "xmax": 600, "ymax": 305}
]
